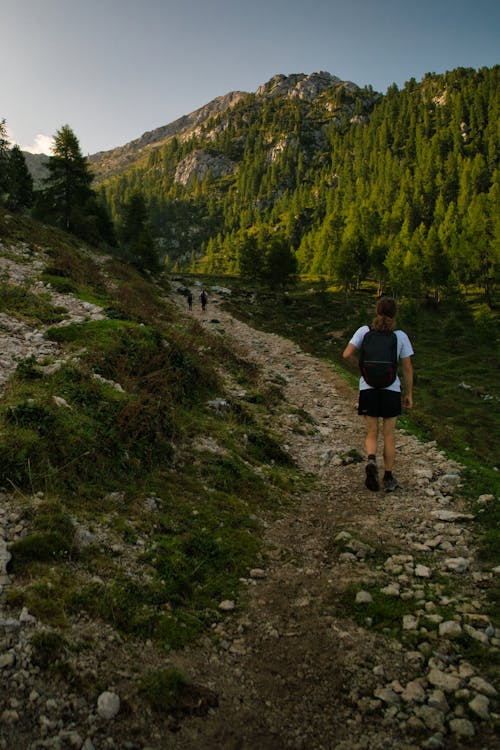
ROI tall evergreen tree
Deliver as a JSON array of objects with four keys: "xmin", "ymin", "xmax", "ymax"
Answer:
[
  {"xmin": 37, "ymin": 124, "xmax": 93, "ymax": 231},
  {"xmin": 118, "ymin": 191, "xmax": 160, "ymax": 274},
  {"xmin": 0, "ymin": 119, "xmax": 10, "ymax": 202},
  {"xmin": 7, "ymin": 145, "xmax": 34, "ymax": 210}
]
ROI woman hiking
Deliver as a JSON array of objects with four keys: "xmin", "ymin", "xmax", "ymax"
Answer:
[{"xmin": 342, "ymin": 297, "xmax": 414, "ymax": 492}]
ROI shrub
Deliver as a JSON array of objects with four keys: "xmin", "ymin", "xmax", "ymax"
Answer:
[{"xmin": 139, "ymin": 668, "xmax": 190, "ymax": 712}]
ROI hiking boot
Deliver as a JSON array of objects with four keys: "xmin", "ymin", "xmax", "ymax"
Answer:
[
  {"xmin": 384, "ymin": 475, "xmax": 401, "ymax": 492},
  {"xmin": 365, "ymin": 460, "xmax": 379, "ymax": 491}
]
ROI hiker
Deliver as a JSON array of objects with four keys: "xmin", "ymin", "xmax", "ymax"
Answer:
[
  {"xmin": 186, "ymin": 290, "xmax": 193, "ymax": 311},
  {"xmin": 342, "ymin": 297, "xmax": 414, "ymax": 492},
  {"xmin": 200, "ymin": 289, "xmax": 208, "ymax": 312}
]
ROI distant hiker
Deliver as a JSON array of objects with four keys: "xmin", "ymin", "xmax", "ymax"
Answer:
[
  {"xmin": 200, "ymin": 289, "xmax": 208, "ymax": 312},
  {"xmin": 187, "ymin": 290, "xmax": 193, "ymax": 310},
  {"xmin": 342, "ymin": 297, "xmax": 414, "ymax": 492}
]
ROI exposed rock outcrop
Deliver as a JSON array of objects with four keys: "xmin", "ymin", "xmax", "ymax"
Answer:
[{"xmin": 174, "ymin": 150, "xmax": 236, "ymax": 186}]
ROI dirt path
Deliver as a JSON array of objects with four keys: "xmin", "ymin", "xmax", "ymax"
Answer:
[{"xmin": 163, "ymin": 293, "xmax": 499, "ymax": 750}]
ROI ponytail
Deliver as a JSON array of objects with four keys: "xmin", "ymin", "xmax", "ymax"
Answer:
[{"xmin": 372, "ymin": 297, "xmax": 397, "ymax": 332}]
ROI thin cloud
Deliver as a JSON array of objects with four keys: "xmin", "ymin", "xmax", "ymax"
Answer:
[{"xmin": 21, "ymin": 134, "xmax": 54, "ymax": 155}]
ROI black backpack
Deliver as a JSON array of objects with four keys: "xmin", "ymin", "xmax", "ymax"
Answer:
[{"xmin": 359, "ymin": 328, "xmax": 398, "ymax": 388}]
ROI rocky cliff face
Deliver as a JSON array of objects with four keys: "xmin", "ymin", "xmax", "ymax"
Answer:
[
  {"xmin": 256, "ymin": 71, "xmax": 359, "ymax": 100},
  {"xmin": 89, "ymin": 91, "xmax": 247, "ymax": 180},
  {"xmin": 88, "ymin": 72, "xmax": 364, "ymax": 183},
  {"xmin": 174, "ymin": 150, "xmax": 237, "ymax": 187}
]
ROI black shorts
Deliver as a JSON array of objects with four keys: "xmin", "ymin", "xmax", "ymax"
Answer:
[{"xmin": 358, "ymin": 388, "xmax": 402, "ymax": 418}]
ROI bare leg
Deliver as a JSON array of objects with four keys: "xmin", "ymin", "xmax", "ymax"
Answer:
[
  {"xmin": 382, "ymin": 417, "xmax": 397, "ymax": 471},
  {"xmin": 364, "ymin": 416, "xmax": 379, "ymax": 457}
]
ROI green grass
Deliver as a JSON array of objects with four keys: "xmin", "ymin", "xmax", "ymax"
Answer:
[
  {"xmin": 0, "ymin": 282, "xmax": 67, "ymax": 324},
  {"xmin": 221, "ymin": 280, "xmax": 499, "ymax": 468},
  {"xmin": 2, "ymin": 238, "xmax": 303, "ymax": 652},
  {"xmin": 139, "ymin": 668, "xmax": 191, "ymax": 712}
]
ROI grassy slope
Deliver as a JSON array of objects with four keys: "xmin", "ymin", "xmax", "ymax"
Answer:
[{"xmin": 0, "ymin": 212, "xmax": 304, "ymax": 659}]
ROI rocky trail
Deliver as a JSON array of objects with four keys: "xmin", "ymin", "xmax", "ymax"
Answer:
[
  {"xmin": 162, "ymin": 291, "xmax": 499, "ymax": 750},
  {"xmin": 0, "ymin": 250, "xmax": 498, "ymax": 749}
]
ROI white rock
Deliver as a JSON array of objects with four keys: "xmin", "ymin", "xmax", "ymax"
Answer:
[
  {"xmin": 468, "ymin": 693, "xmax": 490, "ymax": 720},
  {"xmin": 0, "ymin": 653, "xmax": 15, "ymax": 669},
  {"xmin": 430, "ymin": 510, "xmax": 473, "ymax": 522},
  {"xmin": 401, "ymin": 679, "xmax": 426, "ymax": 703},
  {"xmin": 443, "ymin": 557, "xmax": 471, "ymax": 573},
  {"xmin": 96, "ymin": 691, "xmax": 120, "ymax": 720},
  {"xmin": 403, "ymin": 615, "xmax": 419, "ymax": 630},
  {"xmin": 381, "ymin": 584, "xmax": 400, "ymax": 597},
  {"xmin": 427, "ymin": 668, "xmax": 461, "ymax": 693},
  {"xmin": 52, "ymin": 395, "xmax": 71, "ymax": 409},
  {"xmin": 464, "ymin": 624, "xmax": 489, "ymax": 644},
  {"xmin": 438, "ymin": 620, "xmax": 463, "ymax": 639},
  {"xmin": 249, "ymin": 568, "xmax": 266, "ymax": 579},
  {"xmin": 415, "ymin": 564, "xmax": 432, "ymax": 578},
  {"xmin": 428, "ymin": 689, "xmax": 449, "ymax": 714},
  {"xmin": 448, "ymin": 718, "xmax": 475, "ymax": 738},
  {"xmin": 414, "ymin": 705, "xmax": 445, "ymax": 731},
  {"xmin": 355, "ymin": 591, "xmax": 373, "ymax": 604},
  {"xmin": 219, "ymin": 600, "xmax": 236, "ymax": 611},
  {"xmin": 469, "ymin": 676, "xmax": 498, "ymax": 697},
  {"xmin": 339, "ymin": 552, "xmax": 357, "ymax": 563}
]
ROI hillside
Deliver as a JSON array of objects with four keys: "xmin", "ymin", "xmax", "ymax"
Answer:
[
  {"xmin": 95, "ymin": 66, "xmax": 498, "ymax": 303},
  {"xmin": 88, "ymin": 90, "xmax": 248, "ymax": 181},
  {"xmin": 94, "ymin": 66, "xmax": 500, "ymax": 305},
  {"xmin": 0, "ymin": 211, "xmax": 499, "ymax": 748}
]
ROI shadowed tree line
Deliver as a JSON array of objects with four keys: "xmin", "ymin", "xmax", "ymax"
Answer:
[{"xmin": 0, "ymin": 121, "xmax": 159, "ymax": 274}]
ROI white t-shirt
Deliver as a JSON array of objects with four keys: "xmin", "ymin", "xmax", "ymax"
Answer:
[{"xmin": 349, "ymin": 325, "xmax": 414, "ymax": 392}]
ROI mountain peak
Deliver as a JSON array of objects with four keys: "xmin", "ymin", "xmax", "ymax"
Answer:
[{"xmin": 256, "ymin": 71, "xmax": 357, "ymax": 100}]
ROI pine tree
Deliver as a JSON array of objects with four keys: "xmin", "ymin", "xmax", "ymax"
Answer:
[
  {"xmin": 118, "ymin": 191, "xmax": 160, "ymax": 274},
  {"xmin": 38, "ymin": 125, "xmax": 94, "ymax": 231},
  {"xmin": 7, "ymin": 145, "xmax": 33, "ymax": 210},
  {"xmin": 0, "ymin": 119, "xmax": 10, "ymax": 202}
]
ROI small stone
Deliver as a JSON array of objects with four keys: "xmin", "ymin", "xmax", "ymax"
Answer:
[
  {"xmin": 97, "ymin": 691, "xmax": 120, "ymax": 720},
  {"xmin": 427, "ymin": 668, "xmax": 461, "ymax": 693},
  {"xmin": 401, "ymin": 679, "xmax": 426, "ymax": 704},
  {"xmin": 458, "ymin": 661, "xmax": 475, "ymax": 680},
  {"xmin": 415, "ymin": 564, "xmax": 431, "ymax": 578},
  {"xmin": 468, "ymin": 693, "xmax": 490, "ymax": 720},
  {"xmin": 0, "ymin": 653, "xmax": 15, "ymax": 669},
  {"xmin": 0, "ymin": 710, "xmax": 19, "ymax": 724},
  {"xmin": 293, "ymin": 596, "xmax": 311, "ymax": 608},
  {"xmin": 443, "ymin": 557, "xmax": 471, "ymax": 573},
  {"xmin": 339, "ymin": 552, "xmax": 357, "ymax": 563},
  {"xmin": 469, "ymin": 676, "xmax": 498, "ymax": 697},
  {"xmin": 438, "ymin": 620, "xmax": 462, "ymax": 639},
  {"xmin": 334, "ymin": 531, "xmax": 352, "ymax": 543},
  {"xmin": 355, "ymin": 591, "xmax": 373, "ymax": 604},
  {"xmin": 414, "ymin": 705, "xmax": 445, "ymax": 731},
  {"xmin": 373, "ymin": 687, "xmax": 400, "ymax": 706},
  {"xmin": 249, "ymin": 568, "xmax": 266, "ymax": 579},
  {"xmin": 421, "ymin": 734, "xmax": 445, "ymax": 750},
  {"xmin": 219, "ymin": 600, "xmax": 236, "ymax": 611},
  {"xmin": 381, "ymin": 584, "xmax": 400, "ymax": 596},
  {"xmin": 428, "ymin": 689, "xmax": 450, "ymax": 714},
  {"xmin": 463, "ymin": 624, "xmax": 489, "ymax": 644},
  {"xmin": 430, "ymin": 510, "xmax": 472, "ymax": 521},
  {"xmin": 403, "ymin": 615, "xmax": 419, "ymax": 630},
  {"xmin": 448, "ymin": 718, "xmax": 475, "ymax": 738}
]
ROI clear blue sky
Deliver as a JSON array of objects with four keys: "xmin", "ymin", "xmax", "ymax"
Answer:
[{"xmin": 2, "ymin": 0, "xmax": 499, "ymax": 155}]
